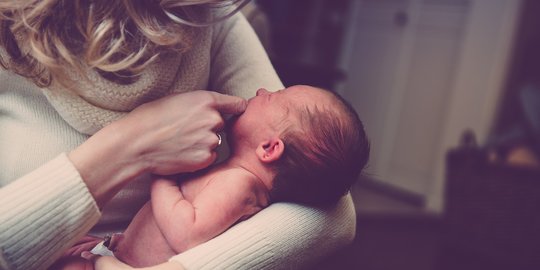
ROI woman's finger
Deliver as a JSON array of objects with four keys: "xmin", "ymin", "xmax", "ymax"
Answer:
[{"xmin": 208, "ymin": 92, "xmax": 247, "ymax": 115}]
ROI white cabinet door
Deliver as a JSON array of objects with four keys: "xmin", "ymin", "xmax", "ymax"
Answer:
[
  {"xmin": 340, "ymin": 0, "xmax": 521, "ymax": 211},
  {"xmin": 339, "ymin": 0, "xmax": 411, "ymax": 188}
]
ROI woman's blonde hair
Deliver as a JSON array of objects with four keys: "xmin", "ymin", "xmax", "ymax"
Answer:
[{"xmin": 0, "ymin": 0, "xmax": 249, "ymax": 87}]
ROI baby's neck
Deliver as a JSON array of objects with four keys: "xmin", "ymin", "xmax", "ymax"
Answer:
[{"xmin": 219, "ymin": 155, "xmax": 273, "ymax": 192}]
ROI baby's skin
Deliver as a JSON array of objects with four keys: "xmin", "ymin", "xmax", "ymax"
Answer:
[{"xmin": 115, "ymin": 164, "xmax": 270, "ymax": 267}]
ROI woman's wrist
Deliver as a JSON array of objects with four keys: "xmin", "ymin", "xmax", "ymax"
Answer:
[{"xmin": 69, "ymin": 120, "xmax": 148, "ymax": 208}]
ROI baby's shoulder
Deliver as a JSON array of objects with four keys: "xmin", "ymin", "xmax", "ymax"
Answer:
[
  {"xmin": 207, "ymin": 168, "xmax": 268, "ymax": 205},
  {"xmin": 209, "ymin": 168, "xmax": 257, "ymax": 187}
]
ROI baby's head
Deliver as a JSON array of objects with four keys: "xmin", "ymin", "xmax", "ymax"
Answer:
[{"xmin": 229, "ymin": 85, "xmax": 369, "ymax": 205}]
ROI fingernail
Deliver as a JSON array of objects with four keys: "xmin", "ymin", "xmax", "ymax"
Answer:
[{"xmin": 81, "ymin": 251, "xmax": 92, "ymax": 259}]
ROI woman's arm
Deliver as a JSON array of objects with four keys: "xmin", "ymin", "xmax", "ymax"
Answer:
[
  {"xmin": 0, "ymin": 153, "xmax": 101, "ymax": 270},
  {"xmin": 171, "ymin": 195, "xmax": 356, "ymax": 270},
  {"xmin": 92, "ymin": 193, "xmax": 355, "ymax": 270},
  {"xmin": 0, "ymin": 90, "xmax": 246, "ymax": 270}
]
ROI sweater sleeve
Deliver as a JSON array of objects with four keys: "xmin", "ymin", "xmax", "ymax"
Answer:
[
  {"xmin": 0, "ymin": 153, "xmax": 101, "ymax": 270},
  {"xmin": 170, "ymin": 194, "xmax": 356, "ymax": 270}
]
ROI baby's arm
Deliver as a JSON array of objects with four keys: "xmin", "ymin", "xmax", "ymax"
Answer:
[{"xmin": 150, "ymin": 174, "xmax": 257, "ymax": 253}]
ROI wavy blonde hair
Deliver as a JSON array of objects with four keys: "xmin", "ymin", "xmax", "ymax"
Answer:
[{"xmin": 0, "ymin": 0, "xmax": 249, "ymax": 87}]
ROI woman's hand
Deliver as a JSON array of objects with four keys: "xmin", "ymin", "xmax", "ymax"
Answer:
[
  {"xmin": 69, "ymin": 91, "xmax": 247, "ymax": 208},
  {"xmin": 118, "ymin": 91, "xmax": 245, "ymax": 175}
]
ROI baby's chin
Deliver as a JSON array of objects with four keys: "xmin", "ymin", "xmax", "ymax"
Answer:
[
  {"xmin": 224, "ymin": 114, "xmax": 240, "ymax": 141},
  {"xmin": 225, "ymin": 113, "xmax": 254, "ymax": 150},
  {"xmin": 225, "ymin": 114, "xmax": 239, "ymax": 132}
]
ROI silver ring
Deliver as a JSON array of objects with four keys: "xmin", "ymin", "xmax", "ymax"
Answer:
[{"xmin": 216, "ymin": 133, "xmax": 222, "ymax": 147}]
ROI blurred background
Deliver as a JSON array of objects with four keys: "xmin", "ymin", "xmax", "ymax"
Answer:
[{"xmin": 243, "ymin": 0, "xmax": 540, "ymax": 269}]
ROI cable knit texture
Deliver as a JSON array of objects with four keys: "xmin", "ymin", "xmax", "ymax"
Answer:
[
  {"xmin": 0, "ymin": 9, "xmax": 356, "ymax": 270},
  {"xmin": 41, "ymin": 13, "xmax": 209, "ymax": 135},
  {"xmin": 0, "ymin": 154, "xmax": 101, "ymax": 270}
]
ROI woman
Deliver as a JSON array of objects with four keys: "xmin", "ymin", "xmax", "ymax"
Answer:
[{"xmin": 0, "ymin": 1, "xmax": 356, "ymax": 269}]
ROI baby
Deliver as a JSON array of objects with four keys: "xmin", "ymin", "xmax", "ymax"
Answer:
[{"xmin": 57, "ymin": 85, "xmax": 369, "ymax": 269}]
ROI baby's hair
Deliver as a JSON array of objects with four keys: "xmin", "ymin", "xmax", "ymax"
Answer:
[
  {"xmin": 270, "ymin": 90, "xmax": 370, "ymax": 205},
  {"xmin": 0, "ymin": 0, "xmax": 249, "ymax": 87}
]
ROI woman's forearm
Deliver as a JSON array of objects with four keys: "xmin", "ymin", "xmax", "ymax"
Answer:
[
  {"xmin": 69, "ymin": 120, "xmax": 147, "ymax": 209},
  {"xmin": 0, "ymin": 154, "xmax": 101, "ymax": 270}
]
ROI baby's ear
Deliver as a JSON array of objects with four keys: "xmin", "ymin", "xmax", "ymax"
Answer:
[{"xmin": 256, "ymin": 138, "xmax": 285, "ymax": 163}]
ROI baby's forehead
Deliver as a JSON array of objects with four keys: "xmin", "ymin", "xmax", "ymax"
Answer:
[
  {"xmin": 284, "ymin": 85, "xmax": 334, "ymax": 107},
  {"xmin": 289, "ymin": 85, "xmax": 331, "ymax": 96}
]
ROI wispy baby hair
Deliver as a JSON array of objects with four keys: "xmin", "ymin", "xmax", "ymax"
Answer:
[{"xmin": 271, "ymin": 89, "xmax": 370, "ymax": 205}]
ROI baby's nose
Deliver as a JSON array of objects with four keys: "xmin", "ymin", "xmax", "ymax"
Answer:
[{"xmin": 256, "ymin": 88, "xmax": 270, "ymax": 96}]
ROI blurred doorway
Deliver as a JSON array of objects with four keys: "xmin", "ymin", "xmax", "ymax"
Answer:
[{"xmin": 338, "ymin": 0, "xmax": 522, "ymax": 212}]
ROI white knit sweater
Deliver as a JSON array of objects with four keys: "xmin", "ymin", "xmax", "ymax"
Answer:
[{"xmin": 0, "ymin": 10, "xmax": 356, "ymax": 270}]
